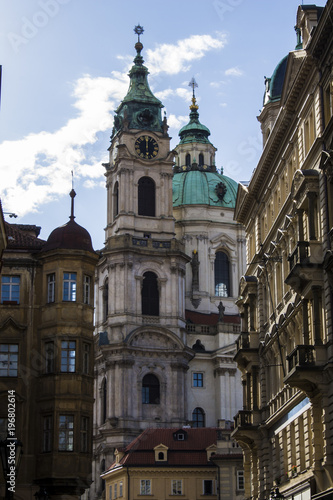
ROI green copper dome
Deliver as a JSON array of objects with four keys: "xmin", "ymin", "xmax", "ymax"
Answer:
[
  {"xmin": 112, "ymin": 26, "xmax": 164, "ymax": 137},
  {"xmin": 173, "ymin": 170, "xmax": 238, "ymax": 208}
]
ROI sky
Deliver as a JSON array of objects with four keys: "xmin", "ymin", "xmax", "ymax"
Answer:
[{"xmin": 0, "ymin": 0, "xmax": 327, "ymax": 250}]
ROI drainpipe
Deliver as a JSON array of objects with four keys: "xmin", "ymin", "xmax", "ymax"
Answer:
[{"xmin": 127, "ymin": 466, "xmax": 130, "ymax": 500}]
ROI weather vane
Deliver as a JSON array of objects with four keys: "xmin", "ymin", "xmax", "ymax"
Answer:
[
  {"xmin": 189, "ymin": 77, "xmax": 198, "ymax": 98},
  {"xmin": 134, "ymin": 25, "xmax": 144, "ymax": 42}
]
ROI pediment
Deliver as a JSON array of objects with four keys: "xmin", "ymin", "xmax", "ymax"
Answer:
[
  {"xmin": 0, "ymin": 316, "xmax": 26, "ymax": 334},
  {"xmin": 127, "ymin": 327, "xmax": 184, "ymax": 351}
]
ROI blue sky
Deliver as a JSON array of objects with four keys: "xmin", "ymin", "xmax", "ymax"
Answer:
[{"xmin": 0, "ymin": 0, "xmax": 327, "ymax": 249}]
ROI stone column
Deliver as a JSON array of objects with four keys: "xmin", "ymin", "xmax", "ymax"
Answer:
[
  {"xmin": 312, "ymin": 285, "xmax": 322, "ymax": 345},
  {"xmin": 307, "ymin": 191, "xmax": 317, "ymax": 240},
  {"xmin": 302, "ymin": 298, "xmax": 310, "ymax": 344}
]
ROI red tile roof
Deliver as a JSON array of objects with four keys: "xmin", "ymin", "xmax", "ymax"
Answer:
[
  {"xmin": 106, "ymin": 428, "xmax": 219, "ymax": 472},
  {"xmin": 185, "ymin": 310, "xmax": 240, "ymax": 325},
  {"xmin": 5, "ymin": 223, "xmax": 45, "ymax": 250}
]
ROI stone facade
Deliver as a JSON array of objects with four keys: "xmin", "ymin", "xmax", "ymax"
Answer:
[
  {"xmin": 233, "ymin": 3, "xmax": 333, "ymax": 499},
  {"xmin": 92, "ymin": 33, "xmax": 245, "ymax": 500}
]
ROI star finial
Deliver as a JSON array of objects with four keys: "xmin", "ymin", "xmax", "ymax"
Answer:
[{"xmin": 134, "ymin": 25, "xmax": 144, "ymax": 42}]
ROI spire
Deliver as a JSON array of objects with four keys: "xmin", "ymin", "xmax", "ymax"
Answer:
[
  {"xmin": 69, "ymin": 171, "xmax": 76, "ymax": 221},
  {"xmin": 111, "ymin": 25, "xmax": 164, "ymax": 137}
]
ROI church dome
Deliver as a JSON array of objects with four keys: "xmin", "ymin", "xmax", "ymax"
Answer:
[
  {"xmin": 173, "ymin": 170, "xmax": 238, "ymax": 208},
  {"xmin": 42, "ymin": 190, "xmax": 94, "ymax": 252},
  {"xmin": 263, "ymin": 55, "xmax": 288, "ymax": 105}
]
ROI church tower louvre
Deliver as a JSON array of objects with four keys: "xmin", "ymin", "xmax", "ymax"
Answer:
[{"xmin": 93, "ymin": 27, "xmax": 192, "ymax": 498}]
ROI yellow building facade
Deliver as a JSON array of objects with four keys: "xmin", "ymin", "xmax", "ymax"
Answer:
[{"xmin": 233, "ymin": 2, "xmax": 333, "ymax": 499}]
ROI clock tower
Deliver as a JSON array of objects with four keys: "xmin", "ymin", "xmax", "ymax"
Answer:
[{"xmin": 93, "ymin": 27, "xmax": 192, "ymax": 498}]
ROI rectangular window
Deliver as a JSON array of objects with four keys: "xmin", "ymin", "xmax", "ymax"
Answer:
[
  {"xmin": 83, "ymin": 343, "xmax": 90, "ymax": 375},
  {"xmin": 203, "ymin": 479, "xmax": 213, "ymax": 494},
  {"xmin": 0, "ymin": 418, "xmax": 8, "ymax": 440},
  {"xmin": 114, "ymin": 483, "xmax": 117, "ymax": 498},
  {"xmin": 83, "ymin": 275, "xmax": 91, "ymax": 304},
  {"xmin": 47, "ymin": 273, "xmax": 55, "ymax": 303},
  {"xmin": 63, "ymin": 272, "xmax": 77, "ymax": 301},
  {"xmin": 140, "ymin": 479, "xmax": 151, "ymax": 495},
  {"xmin": 61, "ymin": 340, "xmax": 76, "ymax": 373},
  {"xmin": 171, "ymin": 480, "xmax": 182, "ymax": 495},
  {"xmin": 237, "ymin": 470, "xmax": 245, "ymax": 490},
  {"xmin": 59, "ymin": 415, "xmax": 74, "ymax": 451},
  {"xmin": 43, "ymin": 415, "xmax": 52, "ymax": 452},
  {"xmin": 0, "ymin": 344, "xmax": 18, "ymax": 376},
  {"xmin": 80, "ymin": 416, "xmax": 89, "ymax": 452},
  {"xmin": 193, "ymin": 372, "xmax": 203, "ymax": 387},
  {"xmin": 109, "ymin": 485, "xmax": 112, "ymax": 500},
  {"xmin": 45, "ymin": 341, "xmax": 54, "ymax": 373},
  {"xmin": 1, "ymin": 276, "xmax": 20, "ymax": 304},
  {"xmin": 119, "ymin": 481, "xmax": 123, "ymax": 497}
]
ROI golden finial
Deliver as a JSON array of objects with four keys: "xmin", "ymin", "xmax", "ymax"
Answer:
[{"xmin": 189, "ymin": 77, "xmax": 199, "ymax": 111}]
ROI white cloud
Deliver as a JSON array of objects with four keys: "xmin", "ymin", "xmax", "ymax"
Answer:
[
  {"xmin": 225, "ymin": 67, "xmax": 243, "ymax": 77},
  {"xmin": 167, "ymin": 114, "xmax": 188, "ymax": 130},
  {"xmin": 146, "ymin": 33, "xmax": 227, "ymax": 75},
  {"xmin": 0, "ymin": 33, "xmax": 227, "ymax": 218}
]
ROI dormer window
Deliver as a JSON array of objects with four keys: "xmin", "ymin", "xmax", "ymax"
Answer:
[
  {"xmin": 154, "ymin": 443, "xmax": 168, "ymax": 462},
  {"xmin": 173, "ymin": 429, "xmax": 187, "ymax": 441}
]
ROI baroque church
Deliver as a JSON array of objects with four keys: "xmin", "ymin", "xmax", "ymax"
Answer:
[{"xmin": 92, "ymin": 27, "xmax": 245, "ymax": 498}]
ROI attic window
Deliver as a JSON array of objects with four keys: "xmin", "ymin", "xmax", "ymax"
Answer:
[
  {"xmin": 158, "ymin": 452, "xmax": 164, "ymax": 460},
  {"xmin": 178, "ymin": 433, "xmax": 184, "ymax": 441}
]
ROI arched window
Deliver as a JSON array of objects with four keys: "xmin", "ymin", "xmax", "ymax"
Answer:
[
  {"xmin": 185, "ymin": 153, "xmax": 191, "ymax": 167},
  {"xmin": 102, "ymin": 278, "xmax": 108, "ymax": 322},
  {"xmin": 142, "ymin": 374, "xmax": 160, "ymax": 404},
  {"xmin": 199, "ymin": 153, "xmax": 204, "ymax": 166},
  {"xmin": 192, "ymin": 407, "xmax": 205, "ymax": 427},
  {"xmin": 113, "ymin": 181, "xmax": 119, "ymax": 218},
  {"xmin": 158, "ymin": 452, "xmax": 164, "ymax": 460},
  {"xmin": 138, "ymin": 177, "xmax": 155, "ymax": 216},
  {"xmin": 101, "ymin": 378, "xmax": 107, "ymax": 424},
  {"xmin": 142, "ymin": 272, "xmax": 159, "ymax": 316},
  {"xmin": 214, "ymin": 251, "xmax": 230, "ymax": 297}
]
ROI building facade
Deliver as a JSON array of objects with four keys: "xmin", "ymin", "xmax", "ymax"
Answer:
[
  {"xmin": 93, "ymin": 29, "xmax": 245, "ymax": 499},
  {"xmin": 0, "ymin": 193, "xmax": 98, "ymax": 499},
  {"xmin": 233, "ymin": 2, "xmax": 333, "ymax": 499},
  {"xmin": 102, "ymin": 427, "xmax": 244, "ymax": 500}
]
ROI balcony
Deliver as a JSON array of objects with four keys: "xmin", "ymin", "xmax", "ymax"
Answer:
[
  {"xmin": 234, "ymin": 331, "xmax": 259, "ymax": 368},
  {"xmin": 286, "ymin": 241, "xmax": 323, "ymax": 294},
  {"xmin": 284, "ymin": 344, "xmax": 327, "ymax": 396},
  {"xmin": 232, "ymin": 410, "xmax": 260, "ymax": 445}
]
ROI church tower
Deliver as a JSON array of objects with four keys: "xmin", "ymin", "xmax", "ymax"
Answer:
[{"xmin": 93, "ymin": 27, "xmax": 192, "ymax": 498}]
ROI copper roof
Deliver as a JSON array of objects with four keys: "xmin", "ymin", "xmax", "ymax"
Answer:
[{"xmin": 42, "ymin": 219, "xmax": 94, "ymax": 252}]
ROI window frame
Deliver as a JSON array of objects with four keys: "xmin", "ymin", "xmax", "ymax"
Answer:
[
  {"xmin": 43, "ymin": 415, "xmax": 53, "ymax": 452},
  {"xmin": 171, "ymin": 479, "xmax": 183, "ymax": 496},
  {"xmin": 58, "ymin": 414, "xmax": 74, "ymax": 452},
  {"xmin": 203, "ymin": 479, "xmax": 214, "ymax": 495},
  {"xmin": 45, "ymin": 341, "xmax": 55, "ymax": 374},
  {"xmin": 142, "ymin": 374, "xmax": 160, "ymax": 405},
  {"xmin": 83, "ymin": 342, "xmax": 90, "ymax": 375},
  {"xmin": 1, "ymin": 275, "xmax": 20, "ymax": 304},
  {"xmin": 47, "ymin": 273, "xmax": 55, "ymax": 303},
  {"xmin": 60, "ymin": 340, "xmax": 76, "ymax": 373},
  {"xmin": 192, "ymin": 372, "xmax": 204, "ymax": 387},
  {"xmin": 62, "ymin": 272, "xmax": 77, "ymax": 302},
  {"xmin": 214, "ymin": 251, "xmax": 230, "ymax": 298},
  {"xmin": 140, "ymin": 479, "xmax": 151, "ymax": 495},
  {"xmin": 192, "ymin": 407, "xmax": 205, "ymax": 428},
  {"xmin": 80, "ymin": 416, "xmax": 89, "ymax": 453},
  {"xmin": 237, "ymin": 470, "xmax": 245, "ymax": 491},
  {"xmin": 0, "ymin": 344, "xmax": 18, "ymax": 377},
  {"xmin": 138, "ymin": 176, "xmax": 156, "ymax": 217},
  {"xmin": 83, "ymin": 275, "xmax": 91, "ymax": 305}
]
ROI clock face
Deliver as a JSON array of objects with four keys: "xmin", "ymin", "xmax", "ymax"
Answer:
[{"xmin": 135, "ymin": 135, "xmax": 159, "ymax": 160}]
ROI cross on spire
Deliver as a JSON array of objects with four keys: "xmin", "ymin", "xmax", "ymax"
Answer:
[{"xmin": 189, "ymin": 77, "xmax": 198, "ymax": 98}]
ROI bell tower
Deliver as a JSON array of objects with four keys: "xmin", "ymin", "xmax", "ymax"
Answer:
[
  {"xmin": 105, "ymin": 25, "xmax": 175, "ymax": 242},
  {"xmin": 93, "ymin": 27, "xmax": 192, "ymax": 498}
]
